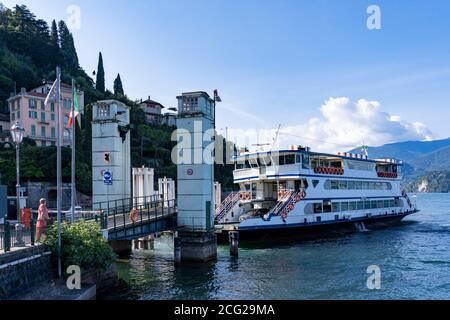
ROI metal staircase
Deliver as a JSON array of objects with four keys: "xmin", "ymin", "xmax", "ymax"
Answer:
[
  {"xmin": 265, "ymin": 189, "xmax": 306, "ymax": 221},
  {"xmin": 215, "ymin": 192, "xmax": 241, "ymax": 223}
]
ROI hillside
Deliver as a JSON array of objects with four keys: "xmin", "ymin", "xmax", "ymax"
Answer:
[
  {"xmin": 350, "ymin": 138, "xmax": 450, "ymax": 193},
  {"xmin": 0, "ymin": 4, "xmax": 236, "ymax": 198},
  {"xmin": 350, "ymin": 138, "xmax": 450, "ymax": 163}
]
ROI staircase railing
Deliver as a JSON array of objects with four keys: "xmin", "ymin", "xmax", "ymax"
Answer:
[
  {"xmin": 266, "ymin": 189, "xmax": 307, "ymax": 221},
  {"xmin": 215, "ymin": 192, "xmax": 241, "ymax": 223}
]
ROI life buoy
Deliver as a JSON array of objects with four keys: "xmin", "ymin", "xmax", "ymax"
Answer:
[
  {"xmin": 288, "ymin": 203, "xmax": 294, "ymax": 211},
  {"xmin": 129, "ymin": 208, "xmax": 139, "ymax": 223},
  {"xmin": 295, "ymin": 193, "xmax": 302, "ymax": 202},
  {"xmin": 239, "ymin": 193, "xmax": 245, "ymax": 200},
  {"xmin": 245, "ymin": 193, "xmax": 251, "ymax": 200}
]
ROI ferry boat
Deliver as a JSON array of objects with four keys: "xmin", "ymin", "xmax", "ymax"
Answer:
[{"xmin": 215, "ymin": 145, "xmax": 418, "ymax": 241}]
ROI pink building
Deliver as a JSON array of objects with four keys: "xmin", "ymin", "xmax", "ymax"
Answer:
[{"xmin": 7, "ymin": 83, "xmax": 84, "ymax": 147}]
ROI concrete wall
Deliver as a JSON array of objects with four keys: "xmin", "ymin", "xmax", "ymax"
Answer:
[{"xmin": 0, "ymin": 246, "xmax": 53, "ymax": 300}]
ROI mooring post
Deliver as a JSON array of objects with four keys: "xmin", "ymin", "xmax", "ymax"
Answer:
[
  {"xmin": 149, "ymin": 234, "xmax": 155, "ymax": 250},
  {"xmin": 229, "ymin": 231, "xmax": 239, "ymax": 257},
  {"xmin": 174, "ymin": 235, "xmax": 181, "ymax": 266},
  {"xmin": 134, "ymin": 239, "xmax": 140, "ymax": 250}
]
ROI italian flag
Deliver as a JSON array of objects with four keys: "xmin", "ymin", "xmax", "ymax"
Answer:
[{"xmin": 67, "ymin": 84, "xmax": 80, "ymax": 128}]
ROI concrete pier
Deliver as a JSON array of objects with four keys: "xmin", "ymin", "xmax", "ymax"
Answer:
[
  {"xmin": 110, "ymin": 240, "xmax": 132, "ymax": 257},
  {"xmin": 179, "ymin": 230, "xmax": 217, "ymax": 263}
]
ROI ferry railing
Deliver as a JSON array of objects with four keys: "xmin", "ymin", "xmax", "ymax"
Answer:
[{"xmin": 215, "ymin": 192, "xmax": 241, "ymax": 223}]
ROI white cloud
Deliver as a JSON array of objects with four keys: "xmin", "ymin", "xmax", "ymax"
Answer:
[{"xmin": 227, "ymin": 97, "xmax": 433, "ymax": 153}]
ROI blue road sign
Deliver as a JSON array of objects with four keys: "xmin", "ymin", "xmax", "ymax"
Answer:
[{"xmin": 103, "ymin": 170, "xmax": 113, "ymax": 185}]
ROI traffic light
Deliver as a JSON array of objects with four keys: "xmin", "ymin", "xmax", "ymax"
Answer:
[{"xmin": 104, "ymin": 152, "xmax": 111, "ymax": 164}]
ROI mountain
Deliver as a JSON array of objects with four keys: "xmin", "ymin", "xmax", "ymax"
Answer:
[
  {"xmin": 351, "ymin": 138, "xmax": 450, "ymax": 193},
  {"xmin": 350, "ymin": 138, "xmax": 450, "ymax": 163}
]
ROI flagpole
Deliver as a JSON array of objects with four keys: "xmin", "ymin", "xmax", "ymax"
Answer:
[
  {"xmin": 71, "ymin": 79, "xmax": 76, "ymax": 224},
  {"xmin": 56, "ymin": 66, "xmax": 62, "ymax": 278}
]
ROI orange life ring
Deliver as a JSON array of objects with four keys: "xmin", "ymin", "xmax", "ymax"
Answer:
[{"xmin": 129, "ymin": 208, "xmax": 139, "ymax": 223}]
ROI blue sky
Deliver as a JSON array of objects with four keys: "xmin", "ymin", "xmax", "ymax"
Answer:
[{"xmin": 3, "ymin": 0, "xmax": 450, "ymax": 151}]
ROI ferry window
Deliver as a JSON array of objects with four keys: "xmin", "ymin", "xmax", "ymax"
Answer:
[
  {"xmin": 331, "ymin": 180, "xmax": 339, "ymax": 190},
  {"xmin": 339, "ymin": 181, "xmax": 348, "ymax": 189},
  {"xmin": 364, "ymin": 200, "xmax": 371, "ymax": 210},
  {"xmin": 236, "ymin": 162, "xmax": 244, "ymax": 170},
  {"xmin": 324, "ymin": 180, "xmax": 331, "ymax": 189},
  {"xmin": 332, "ymin": 202, "xmax": 341, "ymax": 212},
  {"xmin": 285, "ymin": 155, "xmax": 296, "ymax": 165},
  {"xmin": 377, "ymin": 200, "xmax": 384, "ymax": 208},
  {"xmin": 341, "ymin": 202, "xmax": 349, "ymax": 211},
  {"xmin": 362, "ymin": 182, "xmax": 369, "ymax": 189},
  {"xmin": 302, "ymin": 154, "xmax": 310, "ymax": 169},
  {"xmin": 258, "ymin": 155, "xmax": 271, "ymax": 167},
  {"xmin": 348, "ymin": 181, "xmax": 355, "ymax": 190},
  {"xmin": 375, "ymin": 183, "xmax": 383, "ymax": 190},
  {"xmin": 389, "ymin": 200, "xmax": 395, "ymax": 207},
  {"xmin": 349, "ymin": 201, "xmax": 357, "ymax": 211},
  {"xmin": 271, "ymin": 155, "xmax": 279, "ymax": 166},
  {"xmin": 295, "ymin": 154, "xmax": 301, "ymax": 164},
  {"xmin": 249, "ymin": 158, "xmax": 259, "ymax": 168},
  {"xmin": 370, "ymin": 201, "xmax": 377, "ymax": 209},
  {"xmin": 387, "ymin": 183, "xmax": 392, "ymax": 190},
  {"xmin": 323, "ymin": 201, "xmax": 332, "ymax": 213},
  {"xmin": 356, "ymin": 201, "xmax": 363, "ymax": 210},
  {"xmin": 384, "ymin": 200, "xmax": 390, "ymax": 208},
  {"xmin": 313, "ymin": 203, "xmax": 323, "ymax": 214},
  {"xmin": 278, "ymin": 155, "xmax": 285, "ymax": 165},
  {"xmin": 355, "ymin": 181, "xmax": 362, "ymax": 190}
]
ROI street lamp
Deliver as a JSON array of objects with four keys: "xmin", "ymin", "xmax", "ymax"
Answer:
[{"xmin": 10, "ymin": 121, "xmax": 25, "ymax": 247}]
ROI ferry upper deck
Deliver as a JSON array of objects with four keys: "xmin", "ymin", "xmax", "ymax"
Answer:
[{"xmin": 232, "ymin": 145, "xmax": 403, "ymax": 184}]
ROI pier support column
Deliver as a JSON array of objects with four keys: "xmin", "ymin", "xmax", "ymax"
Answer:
[
  {"xmin": 178, "ymin": 230, "xmax": 217, "ymax": 263},
  {"xmin": 110, "ymin": 240, "xmax": 132, "ymax": 257},
  {"xmin": 174, "ymin": 235, "xmax": 181, "ymax": 266},
  {"xmin": 229, "ymin": 231, "xmax": 239, "ymax": 257}
]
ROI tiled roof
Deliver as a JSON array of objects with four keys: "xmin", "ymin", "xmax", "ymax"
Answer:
[{"xmin": 141, "ymin": 99, "xmax": 165, "ymax": 108}]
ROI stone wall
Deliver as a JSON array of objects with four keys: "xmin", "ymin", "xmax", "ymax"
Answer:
[{"xmin": 0, "ymin": 245, "xmax": 53, "ymax": 300}]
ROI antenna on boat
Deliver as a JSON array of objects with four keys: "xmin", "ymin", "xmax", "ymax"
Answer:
[{"xmin": 271, "ymin": 124, "xmax": 282, "ymax": 151}]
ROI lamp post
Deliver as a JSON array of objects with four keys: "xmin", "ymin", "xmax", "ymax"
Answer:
[{"xmin": 10, "ymin": 121, "xmax": 25, "ymax": 247}]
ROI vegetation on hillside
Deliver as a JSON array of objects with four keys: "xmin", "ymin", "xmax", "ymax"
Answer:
[{"xmin": 0, "ymin": 4, "xmax": 237, "ymax": 199}]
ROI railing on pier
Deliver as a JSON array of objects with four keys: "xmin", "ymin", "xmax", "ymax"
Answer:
[
  {"xmin": 1, "ymin": 220, "xmax": 36, "ymax": 253},
  {"xmin": 92, "ymin": 195, "xmax": 177, "ymax": 240}
]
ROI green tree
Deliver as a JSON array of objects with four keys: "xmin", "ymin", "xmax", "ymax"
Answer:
[
  {"xmin": 58, "ymin": 20, "xmax": 78, "ymax": 72},
  {"xmin": 95, "ymin": 52, "xmax": 105, "ymax": 93},
  {"xmin": 113, "ymin": 73, "xmax": 124, "ymax": 95},
  {"xmin": 49, "ymin": 19, "xmax": 60, "ymax": 68}
]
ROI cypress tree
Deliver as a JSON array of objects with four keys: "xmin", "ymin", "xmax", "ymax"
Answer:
[
  {"xmin": 58, "ymin": 20, "xmax": 79, "ymax": 71},
  {"xmin": 49, "ymin": 20, "xmax": 60, "ymax": 67},
  {"xmin": 96, "ymin": 52, "xmax": 105, "ymax": 93},
  {"xmin": 113, "ymin": 73, "xmax": 124, "ymax": 95}
]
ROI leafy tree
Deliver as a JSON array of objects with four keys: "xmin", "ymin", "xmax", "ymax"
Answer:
[
  {"xmin": 113, "ymin": 73, "xmax": 124, "ymax": 95},
  {"xmin": 95, "ymin": 52, "xmax": 105, "ymax": 93}
]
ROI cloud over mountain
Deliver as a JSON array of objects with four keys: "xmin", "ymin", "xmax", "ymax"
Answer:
[
  {"xmin": 228, "ymin": 97, "xmax": 433, "ymax": 153},
  {"xmin": 277, "ymin": 97, "xmax": 433, "ymax": 152}
]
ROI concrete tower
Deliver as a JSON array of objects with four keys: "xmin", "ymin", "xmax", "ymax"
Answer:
[
  {"xmin": 92, "ymin": 100, "xmax": 131, "ymax": 207},
  {"xmin": 176, "ymin": 91, "xmax": 217, "ymax": 262}
]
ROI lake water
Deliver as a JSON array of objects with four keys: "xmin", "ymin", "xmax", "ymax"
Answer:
[{"xmin": 106, "ymin": 193, "xmax": 450, "ymax": 300}]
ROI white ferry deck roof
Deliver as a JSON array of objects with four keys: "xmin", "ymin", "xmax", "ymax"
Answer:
[{"xmin": 232, "ymin": 149, "xmax": 403, "ymax": 165}]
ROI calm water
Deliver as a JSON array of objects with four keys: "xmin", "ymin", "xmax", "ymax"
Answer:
[{"xmin": 108, "ymin": 193, "xmax": 450, "ymax": 300}]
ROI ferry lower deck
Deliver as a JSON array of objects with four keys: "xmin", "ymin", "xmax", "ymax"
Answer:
[{"xmin": 216, "ymin": 209, "xmax": 418, "ymax": 242}]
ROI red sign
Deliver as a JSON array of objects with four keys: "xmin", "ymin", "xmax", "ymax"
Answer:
[{"xmin": 187, "ymin": 169, "xmax": 194, "ymax": 176}]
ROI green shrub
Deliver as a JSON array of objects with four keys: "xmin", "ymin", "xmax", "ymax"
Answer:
[{"xmin": 43, "ymin": 221, "xmax": 116, "ymax": 272}]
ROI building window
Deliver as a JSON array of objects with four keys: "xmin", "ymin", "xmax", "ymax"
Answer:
[
  {"xmin": 51, "ymin": 127, "xmax": 56, "ymax": 138},
  {"xmin": 51, "ymin": 103, "xmax": 55, "ymax": 112},
  {"xmin": 31, "ymin": 125, "xmax": 36, "ymax": 137},
  {"xmin": 51, "ymin": 113, "xmax": 55, "ymax": 121},
  {"xmin": 10, "ymin": 102, "xmax": 14, "ymax": 112},
  {"xmin": 29, "ymin": 99, "xmax": 36, "ymax": 109},
  {"xmin": 41, "ymin": 112, "xmax": 46, "ymax": 122},
  {"xmin": 16, "ymin": 111, "xmax": 20, "ymax": 119},
  {"xmin": 41, "ymin": 126, "xmax": 46, "ymax": 137},
  {"xmin": 41, "ymin": 101, "xmax": 45, "ymax": 110},
  {"xmin": 29, "ymin": 111, "xmax": 37, "ymax": 119}
]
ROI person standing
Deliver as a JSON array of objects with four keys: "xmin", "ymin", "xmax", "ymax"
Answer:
[{"xmin": 36, "ymin": 198, "xmax": 49, "ymax": 242}]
